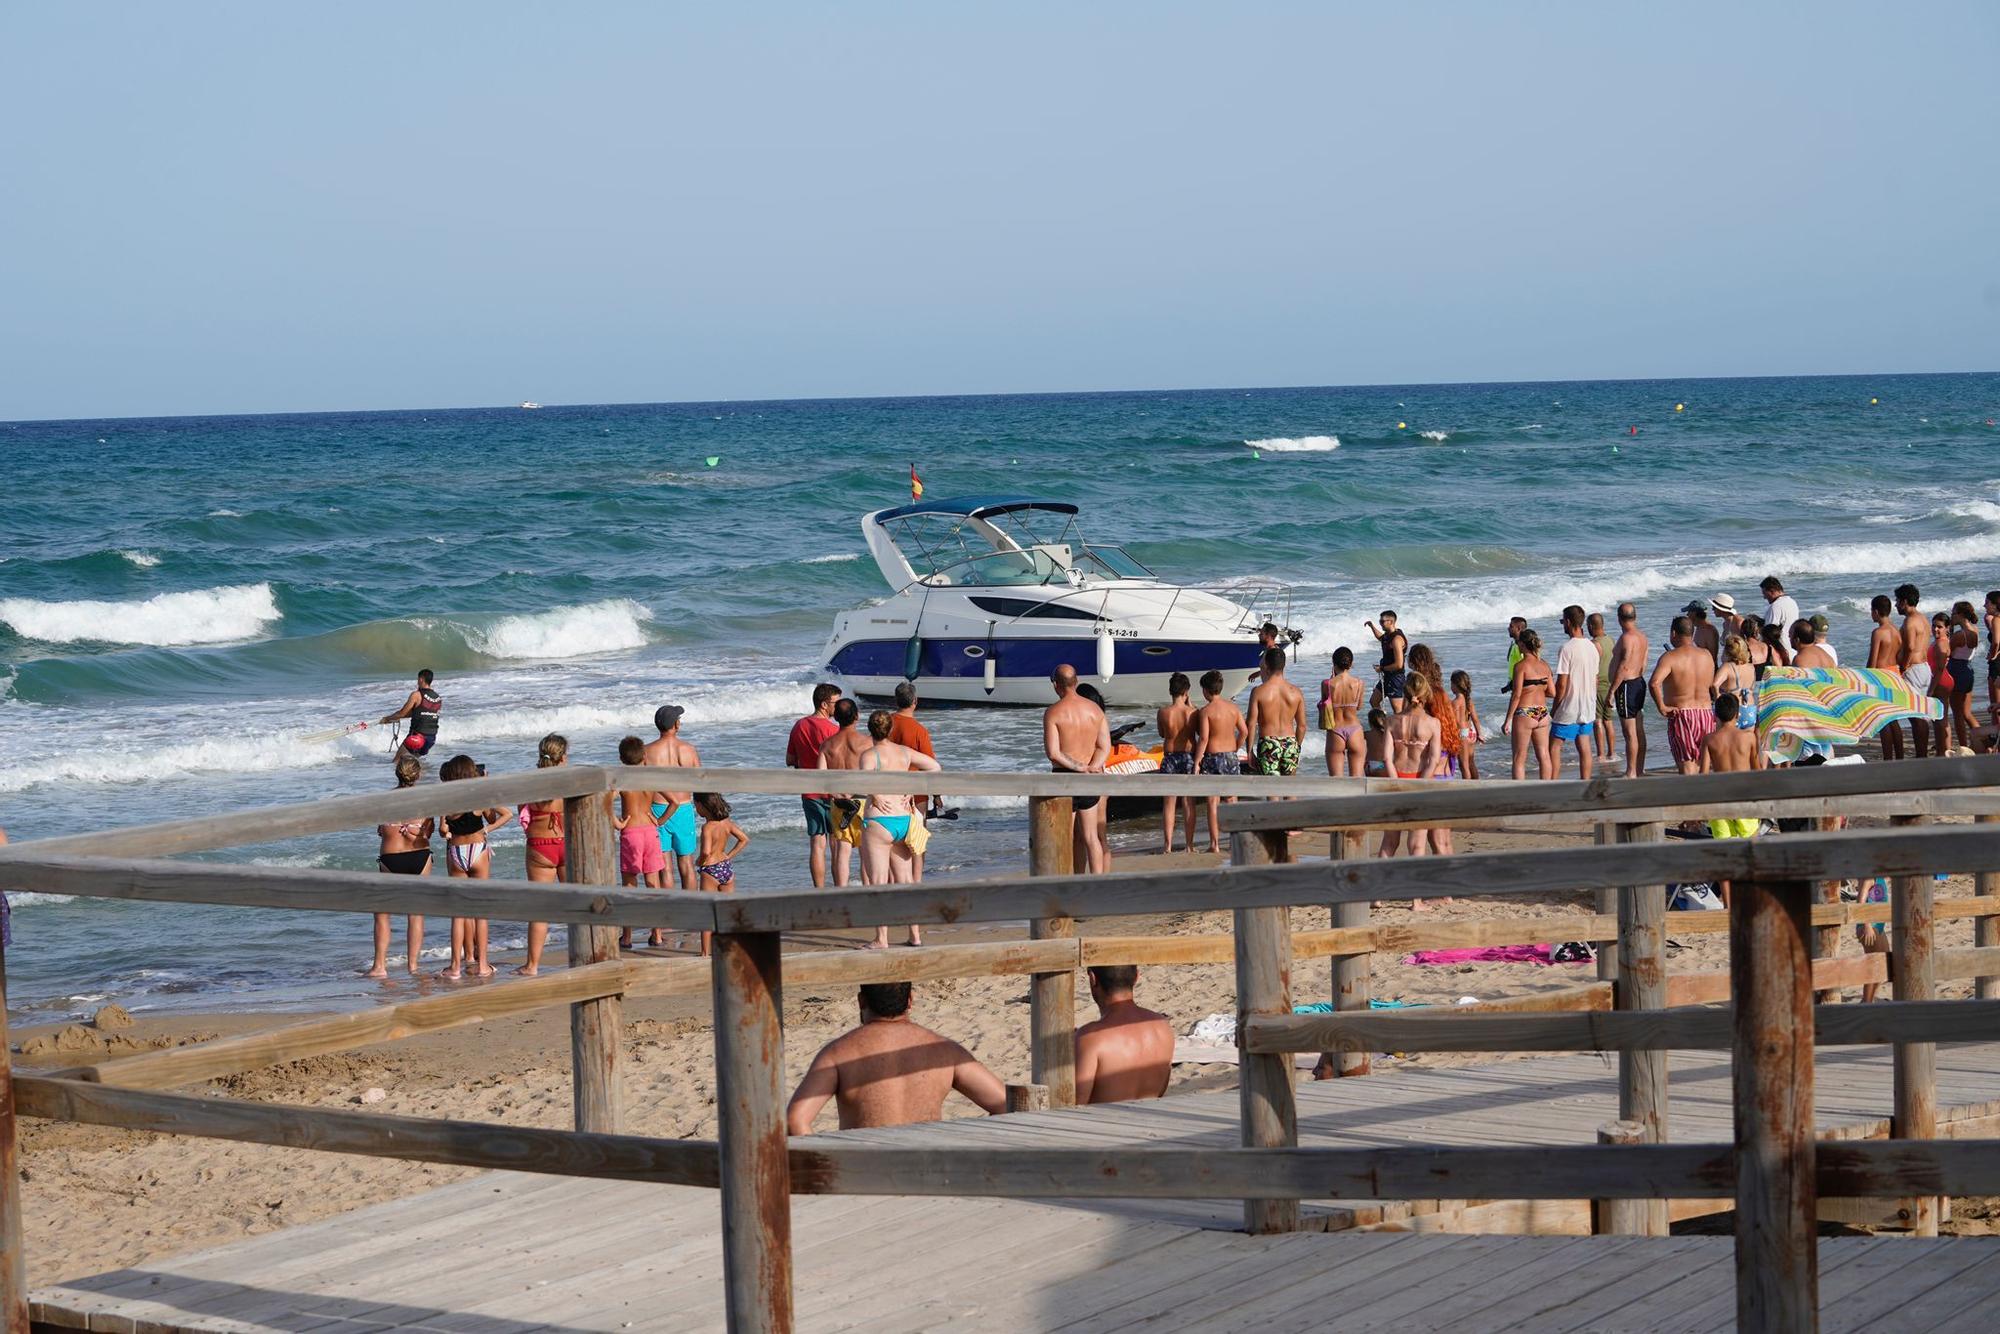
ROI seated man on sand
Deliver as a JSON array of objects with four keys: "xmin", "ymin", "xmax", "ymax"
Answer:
[
  {"xmin": 786, "ymin": 982, "xmax": 1008, "ymax": 1133},
  {"xmin": 1075, "ymin": 965, "xmax": 1173, "ymax": 1104}
]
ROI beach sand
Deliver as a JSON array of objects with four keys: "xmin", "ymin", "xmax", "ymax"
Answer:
[{"xmin": 13, "ymin": 823, "xmax": 1993, "ymax": 1287}]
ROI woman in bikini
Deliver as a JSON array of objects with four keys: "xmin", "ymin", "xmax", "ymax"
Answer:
[
  {"xmin": 437, "ymin": 753, "xmax": 511, "ymax": 980},
  {"xmin": 1947, "ymin": 602, "xmax": 1981, "ymax": 750},
  {"xmin": 1503, "ymin": 629, "xmax": 1556, "ymax": 780},
  {"xmin": 694, "ymin": 793, "xmax": 750, "ymax": 893},
  {"xmin": 367, "ymin": 752, "xmax": 431, "ymax": 979},
  {"xmin": 1739, "ymin": 615, "xmax": 1775, "ymax": 679},
  {"xmin": 1319, "ymin": 647, "xmax": 1367, "ymax": 777},
  {"xmin": 1450, "ymin": 670, "xmax": 1483, "ymax": 780},
  {"xmin": 515, "ymin": 733, "xmax": 568, "ymax": 976},
  {"xmin": 859, "ymin": 710, "xmax": 942, "ymax": 948},
  {"xmin": 1713, "ymin": 636, "xmax": 1757, "ymax": 731}
]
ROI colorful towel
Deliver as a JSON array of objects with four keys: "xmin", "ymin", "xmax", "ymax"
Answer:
[
  {"xmin": 1402, "ymin": 944, "xmax": 1585, "ymax": 967},
  {"xmin": 1755, "ymin": 666, "xmax": 1944, "ymax": 765}
]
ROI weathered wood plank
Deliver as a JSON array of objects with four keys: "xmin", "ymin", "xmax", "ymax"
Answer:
[
  {"xmin": 1666, "ymin": 952, "xmax": 1887, "ymax": 1008},
  {"xmin": 0, "ymin": 938, "xmax": 24, "ymax": 1334},
  {"xmin": 1893, "ymin": 812, "xmax": 1941, "ymax": 1236},
  {"xmin": 710, "ymin": 930, "xmax": 793, "ymax": 1333},
  {"xmin": 1233, "ymin": 829, "xmax": 1298, "ymax": 1234},
  {"xmin": 1330, "ymin": 829, "xmax": 1371, "ymax": 1078},
  {"xmin": 1028, "ymin": 795, "xmax": 1078, "ymax": 1111},
  {"xmin": 1616, "ymin": 820, "xmax": 1669, "ymax": 1236}
]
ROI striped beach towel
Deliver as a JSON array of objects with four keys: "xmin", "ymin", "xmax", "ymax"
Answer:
[{"xmin": 1755, "ymin": 666, "xmax": 1944, "ymax": 765}]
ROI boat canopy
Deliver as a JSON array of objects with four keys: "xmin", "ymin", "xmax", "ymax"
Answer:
[{"xmin": 860, "ymin": 496, "xmax": 1146, "ymax": 590}]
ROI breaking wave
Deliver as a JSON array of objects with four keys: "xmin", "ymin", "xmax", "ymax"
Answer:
[
  {"xmin": 0, "ymin": 583, "xmax": 280, "ymax": 647},
  {"xmin": 1245, "ymin": 436, "xmax": 1340, "ymax": 453}
]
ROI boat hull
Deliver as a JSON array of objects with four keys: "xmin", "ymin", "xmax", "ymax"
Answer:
[{"xmin": 826, "ymin": 633, "xmax": 1262, "ymax": 706}]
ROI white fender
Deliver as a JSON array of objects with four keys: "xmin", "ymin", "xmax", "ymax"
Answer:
[
  {"xmin": 1096, "ymin": 629, "xmax": 1116, "ymax": 681},
  {"xmin": 983, "ymin": 653, "xmax": 997, "ymax": 694}
]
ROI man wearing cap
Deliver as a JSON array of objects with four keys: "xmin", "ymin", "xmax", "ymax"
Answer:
[
  {"xmin": 644, "ymin": 705, "xmax": 701, "ymax": 892},
  {"xmin": 1710, "ymin": 594, "xmax": 1743, "ymax": 655},
  {"xmin": 1807, "ymin": 613, "xmax": 1838, "ymax": 665},
  {"xmin": 1682, "ymin": 601, "xmax": 1720, "ymax": 661}
]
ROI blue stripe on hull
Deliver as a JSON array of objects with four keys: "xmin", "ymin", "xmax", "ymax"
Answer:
[{"xmin": 828, "ymin": 637, "xmax": 1261, "ymax": 680}]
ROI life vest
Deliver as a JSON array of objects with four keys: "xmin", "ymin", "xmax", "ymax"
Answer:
[{"xmin": 411, "ymin": 686, "xmax": 442, "ymax": 737}]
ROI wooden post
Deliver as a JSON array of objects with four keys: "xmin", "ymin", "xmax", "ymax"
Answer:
[
  {"xmin": 562, "ymin": 793, "xmax": 624, "ymax": 1134},
  {"xmin": 1615, "ymin": 821, "xmax": 1668, "ymax": 1236},
  {"xmin": 1593, "ymin": 823, "xmax": 1620, "ymax": 985},
  {"xmin": 1731, "ymin": 872, "xmax": 1818, "ymax": 1334},
  {"xmin": 1005, "ymin": 1082, "xmax": 1050, "ymax": 1113},
  {"xmin": 1977, "ymin": 813, "xmax": 2000, "ymax": 1002},
  {"xmin": 1813, "ymin": 817, "xmax": 1843, "ymax": 1005},
  {"xmin": 711, "ymin": 931, "xmax": 792, "ymax": 1334},
  {"xmin": 1592, "ymin": 1119, "xmax": 1648, "ymax": 1236},
  {"xmin": 0, "ymin": 935, "xmax": 28, "ymax": 1334},
  {"xmin": 1027, "ymin": 796, "xmax": 1077, "ymax": 1109},
  {"xmin": 1891, "ymin": 812, "xmax": 1938, "ymax": 1235},
  {"xmin": 1326, "ymin": 829, "xmax": 1370, "ymax": 1078},
  {"xmin": 1232, "ymin": 829, "xmax": 1298, "ymax": 1235}
]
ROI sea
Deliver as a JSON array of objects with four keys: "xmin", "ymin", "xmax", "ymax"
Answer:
[{"xmin": 4, "ymin": 373, "xmax": 1997, "ymax": 1022}]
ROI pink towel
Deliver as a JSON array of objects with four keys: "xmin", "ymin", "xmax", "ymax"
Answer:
[{"xmin": 1401, "ymin": 944, "xmax": 1582, "ymax": 967}]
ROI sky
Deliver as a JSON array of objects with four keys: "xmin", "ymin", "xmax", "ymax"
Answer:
[{"xmin": 4, "ymin": 3, "xmax": 1997, "ymax": 420}]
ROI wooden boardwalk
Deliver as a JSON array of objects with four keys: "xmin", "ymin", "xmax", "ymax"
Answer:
[{"xmin": 31, "ymin": 1045, "xmax": 2000, "ymax": 1331}]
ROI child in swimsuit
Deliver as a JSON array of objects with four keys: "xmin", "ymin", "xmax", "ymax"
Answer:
[
  {"xmin": 437, "ymin": 753, "xmax": 509, "ymax": 980},
  {"xmin": 694, "ymin": 793, "xmax": 749, "ymax": 892},
  {"xmin": 368, "ymin": 752, "xmax": 432, "ymax": 979},
  {"xmin": 1362, "ymin": 707, "xmax": 1392, "ymax": 779},
  {"xmin": 1450, "ymin": 670, "xmax": 1482, "ymax": 780},
  {"xmin": 514, "ymin": 732, "xmax": 569, "ymax": 976},
  {"xmin": 612, "ymin": 736, "xmax": 667, "ymax": 950}
]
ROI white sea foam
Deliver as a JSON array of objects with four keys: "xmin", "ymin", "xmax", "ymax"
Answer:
[
  {"xmin": 8, "ymin": 893, "xmax": 78, "ymax": 907},
  {"xmin": 1947, "ymin": 500, "xmax": 2000, "ymax": 525},
  {"xmin": 0, "ymin": 582, "xmax": 280, "ymax": 647},
  {"xmin": 1244, "ymin": 436, "xmax": 1340, "ymax": 453},
  {"xmin": 1418, "ymin": 430, "xmax": 1449, "ymax": 442},
  {"xmin": 116, "ymin": 550, "xmax": 161, "ymax": 568},
  {"xmin": 803, "ymin": 553, "xmax": 861, "ymax": 565},
  {"xmin": 206, "ymin": 509, "xmax": 243, "ymax": 518},
  {"xmin": 460, "ymin": 599, "xmax": 653, "ymax": 660}
]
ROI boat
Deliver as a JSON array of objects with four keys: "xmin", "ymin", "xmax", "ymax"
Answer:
[
  {"xmin": 519, "ymin": 401, "xmax": 541, "ymax": 410},
  {"xmin": 822, "ymin": 495, "xmax": 1294, "ymax": 706}
]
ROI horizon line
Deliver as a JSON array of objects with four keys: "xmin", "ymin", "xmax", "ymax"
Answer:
[{"xmin": 4, "ymin": 366, "xmax": 1994, "ymax": 429}]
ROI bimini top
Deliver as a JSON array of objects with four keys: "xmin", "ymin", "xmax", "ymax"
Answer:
[{"xmin": 869, "ymin": 495, "xmax": 1079, "ymax": 525}]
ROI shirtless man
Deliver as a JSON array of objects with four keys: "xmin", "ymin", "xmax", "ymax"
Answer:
[
  {"xmin": 1246, "ymin": 647, "xmax": 1305, "ymax": 779},
  {"xmin": 1383, "ymin": 676, "xmax": 1443, "ymax": 876},
  {"xmin": 1608, "ymin": 602, "xmax": 1651, "ymax": 778},
  {"xmin": 785, "ymin": 982, "xmax": 1007, "ymax": 1133},
  {"xmin": 1191, "ymin": 669, "xmax": 1248, "ymax": 855},
  {"xmin": 1868, "ymin": 594, "xmax": 1906, "ymax": 759},
  {"xmin": 1074, "ymin": 965, "xmax": 1173, "ymax": 1104},
  {"xmin": 1319, "ymin": 647, "xmax": 1366, "ymax": 777},
  {"xmin": 1683, "ymin": 601, "xmax": 1720, "ymax": 660},
  {"xmin": 816, "ymin": 698, "xmax": 868, "ymax": 884},
  {"xmin": 1365, "ymin": 611, "xmax": 1408, "ymax": 709},
  {"xmin": 1044, "ymin": 665, "xmax": 1111, "ymax": 874},
  {"xmin": 643, "ymin": 705, "xmax": 701, "ymax": 894},
  {"xmin": 1898, "ymin": 584, "xmax": 1935, "ymax": 759},
  {"xmin": 1698, "ymin": 693, "xmax": 1764, "ymax": 909},
  {"xmin": 1156, "ymin": 673, "xmax": 1198, "ymax": 853},
  {"xmin": 1650, "ymin": 617, "xmax": 1718, "ymax": 774},
  {"xmin": 1791, "ymin": 622, "xmax": 1836, "ymax": 670}
]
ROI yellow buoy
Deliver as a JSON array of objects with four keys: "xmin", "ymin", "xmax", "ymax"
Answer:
[
  {"xmin": 1396, "ymin": 421, "xmax": 1406, "ymax": 430},
  {"xmin": 1675, "ymin": 403, "xmax": 1685, "ymax": 412},
  {"xmin": 1871, "ymin": 397, "xmax": 1879, "ymax": 405}
]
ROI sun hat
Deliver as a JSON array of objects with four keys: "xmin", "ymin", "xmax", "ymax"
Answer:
[{"xmin": 1710, "ymin": 593, "xmax": 1737, "ymax": 615}]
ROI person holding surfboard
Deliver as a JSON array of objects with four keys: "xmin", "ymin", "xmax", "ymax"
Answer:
[{"xmin": 380, "ymin": 669, "xmax": 442, "ymax": 759}]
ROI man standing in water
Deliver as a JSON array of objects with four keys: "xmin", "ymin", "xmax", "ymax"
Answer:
[
  {"xmin": 379, "ymin": 669, "xmax": 442, "ymax": 760},
  {"xmin": 1245, "ymin": 647, "xmax": 1305, "ymax": 778},
  {"xmin": 1588, "ymin": 612, "xmax": 1617, "ymax": 769},
  {"xmin": 1898, "ymin": 584, "xmax": 1935, "ymax": 759},
  {"xmin": 1551, "ymin": 605, "xmax": 1601, "ymax": 781},
  {"xmin": 1608, "ymin": 603, "xmax": 1650, "ymax": 778},
  {"xmin": 1044, "ymin": 665, "xmax": 1111, "ymax": 874},
  {"xmin": 1365, "ymin": 611, "xmax": 1408, "ymax": 709},
  {"xmin": 645, "ymin": 705, "xmax": 701, "ymax": 892},
  {"xmin": 786, "ymin": 684, "xmax": 843, "ymax": 887},
  {"xmin": 815, "ymin": 698, "xmax": 867, "ymax": 885},
  {"xmin": 1869, "ymin": 595, "xmax": 1906, "ymax": 760},
  {"xmin": 1650, "ymin": 616, "xmax": 1718, "ymax": 774},
  {"xmin": 1763, "ymin": 576, "xmax": 1802, "ymax": 646}
]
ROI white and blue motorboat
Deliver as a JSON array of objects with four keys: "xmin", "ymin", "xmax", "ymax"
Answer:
[{"xmin": 822, "ymin": 495, "xmax": 1293, "ymax": 706}]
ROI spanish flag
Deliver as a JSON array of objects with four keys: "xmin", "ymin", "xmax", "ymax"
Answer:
[{"xmin": 909, "ymin": 464, "xmax": 923, "ymax": 502}]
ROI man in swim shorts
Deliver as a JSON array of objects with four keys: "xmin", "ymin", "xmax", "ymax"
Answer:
[
  {"xmin": 1868, "ymin": 594, "xmax": 1906, "ymax": 760},
  {"xmin": 1365, "ymin": 611, "xmax": 1408, "ymax": 708},
  {"xmin": 1650, "ymin": 616, "xmax": 1717, "ymax": 774},
  {"xmin": 644, "ymin": 705, "xmax": 701, "ymax": 892},
  {"xmin": 1898, "ymin": 583, "xmax": 1935, "ymax": 758},
  {"xmin": 1551, "ymin": 605, "xmax": 1602, "ymax": 780},
  {"xmin": 1608, "ymin": 602, "xmax": 1650, "ymax": 778},
  {"xmin": 1156, "ymin": 673, "xmax": 1198, "ymax": 853},
  {"xmin": 1191, "ymin": 669, "xmax": 1247, "ymax": 855},
  {"xmin": 1589, "ymin": 611, "xmax": 1617, "ymax": 768},
  {"xmin": 786, "ymin": 684, "xmax": 843, "ymax": 887},
  {"xmin": 1044, "ymin": 664, "xmax": 1112, "ymax": 873},
  {"xmin": 815, "ymin": 699, "xmax": 868, "ymax": 885},
  {"xmin": 379, "ymin": 668, "xmax": 442, "ymax": 759},
  {"xmin": 1246, "ymin": 647, "xmax": 1304, "ymax": 778}
]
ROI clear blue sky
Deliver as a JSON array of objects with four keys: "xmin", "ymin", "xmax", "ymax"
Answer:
[{"xmin": 5, "ymin": 3, "xmax": 1996, "ymax": 420}]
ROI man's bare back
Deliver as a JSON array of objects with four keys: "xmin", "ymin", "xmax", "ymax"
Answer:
[
  {"xmin": 1902, "ymin": 610, "xmax": 1930, "ymax": 671},
  {"xmin": 1157, "ymin": 700, "xmax": 1196, "ymax": 752},
  {"xmin": 819, "ymin": 725, "xmax": 867, "ymax": 771},
  {"xmin": 1196, "ymin": 696, "xmax": 1246, "ymax": 761},
  {"xmin": 1869, "ymin": 621, "xmax": 1901, "ymax": 670},
  {"xmin": 643, "ymin": 731, "xmax": 699, "ymax": 805},
  {"xmin": 1611, "ymin": 628, "xmax": 1650, "ymax": 685},
  {"xmin": 1076, "ymin": 1006, "xmax": 1173, "ymax": 1104},
  {"xmin": 786, "ymin": 992, "xmax": 1006, "ymax": 1133},
  {"xmin": 1699, "ymin": 721, "xmax": 1761, "ymax": 773},
  {"xmin": 1247, "ymin": 673, "xmax": 1305, "ymax": 747},
  {"xmin": 1651, "ymin": 644, "xmax": 1716, "ymax": 711}
]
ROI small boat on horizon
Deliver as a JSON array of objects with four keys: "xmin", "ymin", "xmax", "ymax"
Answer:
[
  {"xmin": 823, "ymin": 495, "xmax": 1293, "ymax": 706},
  {"xmin": 519, "ymin": 401, "xmax": 541, "ymax": 410}
]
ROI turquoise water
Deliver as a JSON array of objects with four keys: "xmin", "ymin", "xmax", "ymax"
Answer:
[{"xmin": 4, "ymin": 373, "xmax": 1997, "ymax": 1018}]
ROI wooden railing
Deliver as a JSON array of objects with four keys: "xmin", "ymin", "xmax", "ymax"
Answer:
[{"xmin": 6, "ymin": 757, "xmax": 2000, "ymax": 1332}]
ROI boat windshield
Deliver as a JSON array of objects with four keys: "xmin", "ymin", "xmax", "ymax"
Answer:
[
  {"xmin": 874, "ymin": 505, "xmax": 1158, "ymax": 588},
  {"xmin": 1072, "ymin": 545, "xmax": 1153, "ymax": 580}
]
